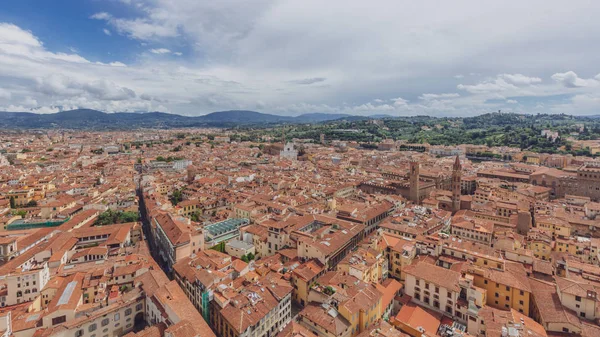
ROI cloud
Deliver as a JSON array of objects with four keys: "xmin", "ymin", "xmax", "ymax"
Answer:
[
  {"xmin": 4, "ymin": 1, "xmax": 600, "ymax": 116},
  {"xmin": 148, "ymin": 48, "xmax": 182, "ymax": 56},
  {"xmin": 0, "ymin": 88, "xmax": 11, "ymax": 99},
  {"xmin": 150, "ymin": 48, "xmax": 171, "ymax": 54},
  {"xmin": 287, "ymin": 77, "xmax": 326, "ymax": 85},
  {"xmin": 499, "ymin": 74, "xmax": 542, "ymax": 86},
  {"xmin": 0, "ymin": 23, "xmax": 42, "ymax": 47},
  {"xmin": 91, "ymin": 10, "xmax": 179, "ymax": 40},
  {"xmin": 456, "ymin": 73, "xmax": 545, "ymax": 97},
  {"xmin": 392, "ymin": 97, "xmax": 409, "ymax": 107},
  {"xmin": 457, "ymin": 78, "xmax": 518, "ymax": 94},
  {"xmin": 36, "ymin": 74, "xmax": 136, "ymax": 101},
  {"xmin": 551, "ymin": 71, "xmax": 598, "ymax": 88},
  {"xmin": 90, "ymin": 12, "xmax": 112, "ymax": 20},
  {"xmin": 419, "ymin": 93, "xmax": 460, "ymax": 100},
  {"xmin": 103, "ymin": 28, "xmax": 112, "ymax": 36},
  {"xmin": 21, "ymin": 97, "xmax": 38, "ymax": 106}
]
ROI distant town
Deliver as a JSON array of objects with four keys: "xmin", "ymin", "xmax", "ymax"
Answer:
[{"xmin": 0, "ymin": 121, "xmax": 599, "ymax": 337}]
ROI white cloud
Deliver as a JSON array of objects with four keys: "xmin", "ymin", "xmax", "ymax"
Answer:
[
  {"xmin": 419, "ymin": 93, "xmax": 460, "ymax": 100},
  {"xmin": 90, "ymin": 12, "xmax": 112, "ymax": 20},
  {"xmin": 457, "ymin": 78, "xmax": 518, "ymax": 94},
  {"xmin": 392, "ymin": 97, "xmax": 408, "ymax": 107},
  {"xmin": 149, "ymin": 48, "xmax": 171, "ymax": 54},
  {"xmin": 0, "ymin": 88, "xmax": 11, "ymax": 99},
  {"xmin": 4, "ymin": 1, "xmax": 600, "ymax": 116},
  {"xmin": 499, "ymin": 74, "xmax": 542, "ymax": 86},
  {"xmin": 103, "ymin": 28, "xmax": 112, "ymax": 36},
  {"xmin": 551, "ymin": 71, "xmax": 598, "ymax": 88},
  {"xmin": 21, "ymin": 96, "xmax": 38, "ymax": 107},
  {"xmin": 0, "ymin": 23, "xmax": 42, "ymax": 47},
  {"xmin": 91, "ymin": 10, "xmax": 179, "ymax": 40}
]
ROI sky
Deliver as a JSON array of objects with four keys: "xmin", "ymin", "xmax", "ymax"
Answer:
[{"xmin": 0, "ymin": 0, "xmax": 600, "ymax": 117}]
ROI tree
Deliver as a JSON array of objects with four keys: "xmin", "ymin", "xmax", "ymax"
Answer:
[
  {"xmin": 9, "ymin": 196, "xmax": 15, "ymax": 209},
  {"xmin": 247, "ymin": 252, "xmax": 255, "ymax": 261},
  {"xmin": 26, "ymin": 200, "xmax": 37, "ymax": 207},
  {"xmin": 190, "ymin": 211, "xmax": 201, "ymax": 222},
  {"xmin": 241, "ymin": 255, "xmax": 249, "ymax": 262},
  {"xmin": 94, "ymin": 210, "xmax": 140, "ymax": 226},
  {"xmin": 170, "ymin": 189, "xmax": 183, "ymax": 206}
]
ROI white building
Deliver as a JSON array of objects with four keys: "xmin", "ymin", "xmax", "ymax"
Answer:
[
  {"xmin": 0, "ymin": 154, "xmax": 9, "ymax": 167},
  {"xmin": 280, "ymin": 142, "xmax": 298, "ymax": 161},
  {"xmin": 172, "ymin": 159, "xmax": 192, "ymax": 171}
]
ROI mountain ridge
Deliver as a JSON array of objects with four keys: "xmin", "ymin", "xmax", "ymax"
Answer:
[{"xmin": 0, "ymin": 109, "xmax": 362, "ymax": 129}]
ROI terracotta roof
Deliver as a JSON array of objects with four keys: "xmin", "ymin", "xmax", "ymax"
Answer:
[
  {"xmin": 394, "ymin": 302, "xmax": 441, "ymax": 336},
  {"xmin": 299, "ymin": 304, "xmax": 351, "ymax": 336},
  {"xmin": 404, "ymin": 261, "xmax": 461, "ymax": 292}
]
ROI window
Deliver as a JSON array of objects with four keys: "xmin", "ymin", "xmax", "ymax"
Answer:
[
  {"xmin": 575, "ymin": 296, "xmax": 582, "ymax": 302},
  {"xmin": 75, "ymin": 329, "xmax": 84, "ymax": 337},
  {"xmin": 136, "ymin": 303, "xmax": 143, "ymax": 311},
  {"xmin": 89, "ymin": 324, "xmax": 97, "ymax": 332},
  {"xmin": 519, "ymin": 300, "xmax": 524, "ymax": 305},
  {"xmin": 484, "ymin": 280, "xmax": 488, "ymax": 285},
  {"xmin": 125, "ymin": 309, "xmax": 132, "ymax": 316},
  {"xmin": 101, "ymin": 319, "xmax": 109, "ymax": 327},
  {"xmin": 52, "ymin": 316, "xmax": 67, "ymax": 325},
  {"xmin": 519, "ymin": 290, "xmax": 524, "ymax": 296},
  {"xmin": 114, "ymin": 313, "xmax": 120, "ymax": 321}
]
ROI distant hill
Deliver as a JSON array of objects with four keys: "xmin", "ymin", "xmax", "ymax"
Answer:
[{"xmin": 0, "ymin": 109, "xmax": 362, "ymax": 129}]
